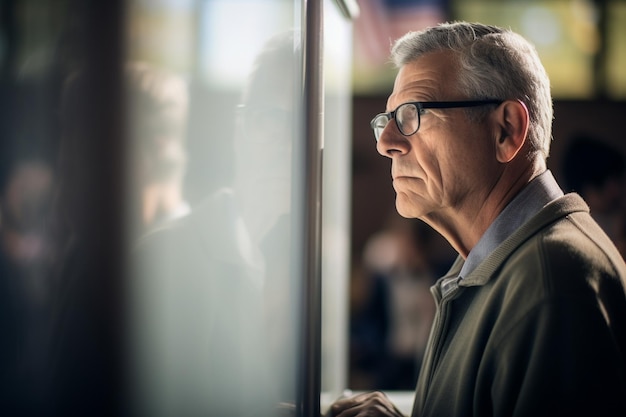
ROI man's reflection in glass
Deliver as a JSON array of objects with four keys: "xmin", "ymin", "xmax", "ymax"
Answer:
[{"xmin": 131, "ymin": 30, "xmax": 301, "ymax": 417}]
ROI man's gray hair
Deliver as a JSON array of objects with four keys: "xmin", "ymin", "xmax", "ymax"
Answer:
[{"xmin": 391, "ymin": 21, "xmax": 553, "ymax": 159}]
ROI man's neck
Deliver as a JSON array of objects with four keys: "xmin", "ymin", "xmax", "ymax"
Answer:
[{"xmin": 424, "ymin": 158, "xmax": 546, "ymax": 258}]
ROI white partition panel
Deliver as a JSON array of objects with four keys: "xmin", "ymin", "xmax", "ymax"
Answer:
[{"xmin": 125, "ymin": 1, "xmax": 354, "ymax": 416}]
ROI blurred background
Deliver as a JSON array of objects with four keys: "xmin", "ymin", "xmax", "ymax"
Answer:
[{"xmin": 0, "ymin": 0, "xmax": 625, "ymax": 416}]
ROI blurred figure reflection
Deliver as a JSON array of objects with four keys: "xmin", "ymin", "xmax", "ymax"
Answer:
[
  {"xmin": 125, "ymin": 62, "xmax": 191, "ymax": 239},
  {"xmin": 0, "ymin": 158, "xmax": 55, "ymax": 415},
  {"xmin": 131, "ymin": 30, "xmax": 301, "ymax": 417}
]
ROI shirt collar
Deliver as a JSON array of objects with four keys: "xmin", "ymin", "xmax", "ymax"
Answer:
[{"xmin": 459, "ymin": 170, "xmax": 564, "ymax": 279}]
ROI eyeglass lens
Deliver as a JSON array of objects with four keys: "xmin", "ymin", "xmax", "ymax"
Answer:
[
  {"xmin": 372, "ymin": 115, "xmax": 387, "ymax": 140},
  {"xmin": 397, "ymin": 103, "xmax": 419, "ymax": 136},
  {"xmin": 372, "ymin": 103, "xmax": 420, "ymax": 141}
]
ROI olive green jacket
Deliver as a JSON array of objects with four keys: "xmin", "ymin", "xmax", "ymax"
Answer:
[{"xmin": 412, "ymin": 194, "xmax": 626, "ymax": 417}]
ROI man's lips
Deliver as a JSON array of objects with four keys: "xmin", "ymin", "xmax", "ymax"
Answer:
[{"xmin": 392, "ymin": 174, "xmax": 415, "ymax": 180}]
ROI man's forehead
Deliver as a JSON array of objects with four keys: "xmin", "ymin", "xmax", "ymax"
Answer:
[{"xmin": 386, "ymin": 51, "xmax": 459, "ymax": 110}]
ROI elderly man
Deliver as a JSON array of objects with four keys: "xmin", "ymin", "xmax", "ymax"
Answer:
[{"xmin": 330, "ymin": 21, "xmax": 626, "ymax": 417}]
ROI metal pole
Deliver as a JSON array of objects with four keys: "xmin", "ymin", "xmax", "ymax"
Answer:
[{"xmin": 300, "ymin": 0, "xmax": 324, "ymax": 416}]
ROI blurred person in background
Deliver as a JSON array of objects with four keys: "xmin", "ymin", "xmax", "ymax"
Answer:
[
  {"xmin": 562, "ymin": 134, "xmax": 626, "ymax": 249},
  {"xmin": 348, "ymin": 254, "xmax": 390, "ymax": 390},
  {"xmin": 351, "ymin": 213, "xmax": 447, "ymax": 390},
  {"xmin": 329, "ymin": 21, "xmax": 626, "ymax": 417}
]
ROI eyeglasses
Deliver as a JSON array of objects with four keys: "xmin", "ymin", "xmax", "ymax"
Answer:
[{"xmin": 370, "ymin": 99, "xmax": 503, "ymax": 142}]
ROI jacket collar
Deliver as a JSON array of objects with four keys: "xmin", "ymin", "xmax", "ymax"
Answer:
[{"xmin": 455, "ymin": 193, "xmax": 590, "ymax": 287}]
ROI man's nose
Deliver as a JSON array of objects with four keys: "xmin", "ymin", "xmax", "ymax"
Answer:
[{"xmin": 376, "ymin": 122, "xmax": 410, "ymax": 158}]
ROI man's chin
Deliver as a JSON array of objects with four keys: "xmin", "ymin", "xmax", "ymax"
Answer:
[
  {"xmin": 396, "ymin": 198, "xmax": 432, "ymax": 221},
  {"xmin": 395, "ymin": 201, "xmax": 415, "ymax": 219}
]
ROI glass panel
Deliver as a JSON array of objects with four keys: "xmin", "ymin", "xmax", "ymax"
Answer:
[
  {"xmin": 125, "ymin": 1, "xmax": 305, "ymax": 416},
  {"xmin": 321, "ymin": 0, "xmax": 353, "ymax": 408}
]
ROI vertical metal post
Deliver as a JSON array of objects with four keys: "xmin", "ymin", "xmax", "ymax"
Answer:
[{"xmin": 300, "ymin": 0, "xmax": 324, "ymax": 416}]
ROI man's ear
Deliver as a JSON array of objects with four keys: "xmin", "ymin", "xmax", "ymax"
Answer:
[{"xmin": 494, "ymin": 100, "xmax": 529, "ymax": 163}]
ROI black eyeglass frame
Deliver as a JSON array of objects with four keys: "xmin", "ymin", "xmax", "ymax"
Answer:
[{"xmin": 370, "ymin": 99, "xmax": 503, "ymax": 141}]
